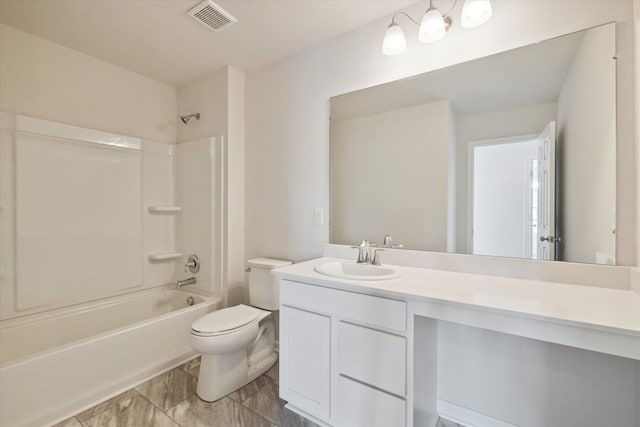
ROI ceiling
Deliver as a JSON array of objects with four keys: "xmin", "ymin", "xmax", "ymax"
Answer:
[{"xmin": 0, "ymin": 0, "xmax": 416, "ymax": 87}]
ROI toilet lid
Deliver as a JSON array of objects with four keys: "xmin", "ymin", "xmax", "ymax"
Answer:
[{"xmin": 191, "ymin": 304, "xmax": 260, "ymax": 334}]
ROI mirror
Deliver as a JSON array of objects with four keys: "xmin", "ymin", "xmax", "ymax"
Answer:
[{"xmin": 330, "ymin": 23, "xmax": 616, "ymax": 265}]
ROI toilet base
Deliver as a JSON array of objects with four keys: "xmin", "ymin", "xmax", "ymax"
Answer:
[
  {"xmin": 195, "ymin": 315, "xmax": 277, "ymax": 402},
  {"xmin": 196, "ymin": 350, "xmax": 277, "ymax": 402}
]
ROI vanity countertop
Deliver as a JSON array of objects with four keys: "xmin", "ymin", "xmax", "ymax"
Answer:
[{"xmin": 274, "ymin": 257, "xmax": 640, "ymax": 337}]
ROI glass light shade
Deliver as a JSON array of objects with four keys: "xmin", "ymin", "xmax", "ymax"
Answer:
[
  {"xmin": 461, "ymin": 0, "xmax": 492, "ymax": 28},
  {"xmin": 382, "ymin": 23, "xmax": 407, "ymax": 55},
  {"xmin": 419, "ymin": 8, "xmax": 446, "ymax": 43}
]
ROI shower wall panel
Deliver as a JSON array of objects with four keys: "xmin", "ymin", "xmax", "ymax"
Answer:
[
  {"xmin": 174, "ymin": 138, "xmax": 224, "ymax": 296},
  {"xmin": 142, "ymin": 141, "xmax": 178, "ymax": 287},
  {"xmin": 15, "ymin": 132, "xmax": 142, "ymax": 310},
  {"xmin": 1, "ymin": 113, "xmax": 182, "ymax": 319}
]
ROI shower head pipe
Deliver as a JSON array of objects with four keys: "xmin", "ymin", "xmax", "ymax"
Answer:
[{"xmin": 180, "ymin": 113, "xmax": 200, "ymax": 124}]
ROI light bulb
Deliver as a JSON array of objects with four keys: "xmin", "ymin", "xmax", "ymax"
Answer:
[
  {"xmin": 461, "ymin": 0, "xmax": 492, "ymax": 28},
  {"xmin": 419, "ymin": 7, "xmax": 446, "ymax": 43},
  {"xmin": 382, "ymin": 23, "xmax": 407, "ymax": 55}
]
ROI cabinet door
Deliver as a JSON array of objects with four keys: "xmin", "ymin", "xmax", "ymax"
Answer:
[{"xmin": 279, "ymin": 305, "xmax": 331, "ymax": 421}]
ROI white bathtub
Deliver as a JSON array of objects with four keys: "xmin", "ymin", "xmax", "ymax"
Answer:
[{"xmin": 0, "ymin": 286, "xmax": 220, "ymax": 427}]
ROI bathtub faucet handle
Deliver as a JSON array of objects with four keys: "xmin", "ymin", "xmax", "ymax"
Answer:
[{"xmin": 185, "ymin": 254, "xmax": 200, "ymax": 274}]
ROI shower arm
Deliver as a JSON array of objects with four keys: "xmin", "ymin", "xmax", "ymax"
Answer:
[{"xmin": 180, "ymin": 113, "xmax": 201, "ymax": 124}]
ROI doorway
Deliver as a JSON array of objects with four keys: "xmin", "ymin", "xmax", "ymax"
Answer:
[{"xmin": 468, "ymin": 135, "xmax": 539, "ymax": 258}]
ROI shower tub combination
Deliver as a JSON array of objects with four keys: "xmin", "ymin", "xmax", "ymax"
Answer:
[{"xmin": 0, "ymin": 286, "xmax": 220, "ymax": 427}]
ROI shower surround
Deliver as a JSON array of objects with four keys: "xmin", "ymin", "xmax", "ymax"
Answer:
[{"xmin": 0, "ymin": 112, "xmax": 225, "ymax": 426}]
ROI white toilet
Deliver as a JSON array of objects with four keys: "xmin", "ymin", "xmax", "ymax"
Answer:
[{"xmin": 190, "ymin": 258, "xmax": 291, "ymax": 402}]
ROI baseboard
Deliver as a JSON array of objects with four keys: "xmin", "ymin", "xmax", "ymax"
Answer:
[
  {"xmin": 437, "ymin": 400, "xmax": 518, "ymax": 427},
  {"xmin": 284, "ymin": 403, "xmax": 332, "ymax": 427}
]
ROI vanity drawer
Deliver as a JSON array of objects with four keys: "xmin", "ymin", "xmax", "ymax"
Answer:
[
  {"xmin": 338, "ymin": 321, "xmax": 406, "ymax": 396},
  {"xmin": 281, "ymin": 280, "xmax": 406, "ymax": 332},
  {"xmin": 337, "ymin": 375, "xmax": 406, "ymax": 427}
]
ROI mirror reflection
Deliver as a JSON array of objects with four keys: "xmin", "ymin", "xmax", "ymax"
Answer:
[{"xmin": 330, "ymin": 23, "xmax": 616, "ymax": 265}]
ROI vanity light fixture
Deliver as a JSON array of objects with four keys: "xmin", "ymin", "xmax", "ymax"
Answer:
[
  {"xmin": 382, "ymin": 0, "xmax": 492, "ymax": 55},
  {"xmin": 460, "ymin": 0, "xmax": 493, "ymax": 28}
]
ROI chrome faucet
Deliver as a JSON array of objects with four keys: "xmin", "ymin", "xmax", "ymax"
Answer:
[
  {"xmin": 177, "ymin": 277, "xmax": 197, "ymax": 288},
  {"xmin": 351, "ymin": 240, "xmax": 386, "ymax": 265},
  {"xmin": 371, "ymin": 248, "xmax": 384, "ymax": 266},
  {"xmin": 383, "ymin": 234, "xmax": 403, "ymax": 249},
  {"xmin": 351, "ymin": 240, "xmax": 371, "ymax": 263}
]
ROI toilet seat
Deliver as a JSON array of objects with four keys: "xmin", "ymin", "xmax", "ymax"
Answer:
[{"xmin": 191, "ymin": 304, "xmax": 260, "ymax": 337}]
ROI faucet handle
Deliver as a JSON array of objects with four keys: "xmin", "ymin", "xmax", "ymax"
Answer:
[
  {"xmin": 351, "ymin": 244, "xmax": 369, "ymax": 263},
  {"xmin": 184, "ymin": 254, "xmax": 200, "ymax": 274},
  {"xmin": 371, "ymin": 249, "xmax": 385, "ymax": 266}
]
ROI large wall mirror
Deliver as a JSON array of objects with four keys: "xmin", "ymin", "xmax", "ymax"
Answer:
[{"xmin": 330, "ymin": 23, "xmax": 617, "ymax": 265}]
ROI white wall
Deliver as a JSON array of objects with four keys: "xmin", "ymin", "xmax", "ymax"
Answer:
[
  {"xmin": 245, "ymin": 0, "xmax": 635, "ymax": 265},
  {"xmin": 227, "ymin": 67, "xmax": 246, "ymax": 306},
  {"xmin": 177, "ymin": 68, "xmax": 228, "ymax": 142},
  {"xmin": 330, "ymin": 101, "xmax": 450, "ymax": 251},
  {"xmin": 557, "ymin": 24, "xmax": 617, "ymax": 264},
  {"xmin": 634, "ymin": 2, "xmax": 640, "ymax": 270},
  {"xmin": 455, "ymin": 102, "xmax": 558, "ymax": 253},
  {"xmin": 447, "ymin": 105, "xmax": 458, "ymax": 253},
  {"xmin": 0, "ymin": 24, "xmax": 177, "ymax": 144},
  {"xmin": 177, "ymin": 66, "xmax": 246, "ymax": 305}
]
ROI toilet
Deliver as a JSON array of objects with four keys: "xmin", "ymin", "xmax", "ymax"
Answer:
[{"xmin": 190, "ymin": 258, "xmax": 291, "ymax": 402}]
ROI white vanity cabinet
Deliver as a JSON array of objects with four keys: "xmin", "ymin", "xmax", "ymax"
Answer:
[
  {"xmin": 279, "ymin": 279, "xmax": 408, "ymax": 427},
  {"xmin": 276, "ymin": 258, "xmax": 640, "ymax": 427},
  {"xmin": 279, "ymin": 305, "xmax": 332, "ymax": 420}
]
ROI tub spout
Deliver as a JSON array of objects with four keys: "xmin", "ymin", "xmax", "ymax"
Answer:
[{"xmin": 177, "ymin": 277, "xmax": 197, "ymax": 288}]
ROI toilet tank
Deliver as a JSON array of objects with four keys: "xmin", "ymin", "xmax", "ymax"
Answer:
[{"xmin": 247, "ymin": 258, "xmax": 292, "ymax": 310}]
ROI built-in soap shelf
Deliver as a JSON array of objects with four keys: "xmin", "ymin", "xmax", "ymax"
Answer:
[
  {"xmin": 148, "ymin": 252, "xmax": 182, "ymax": 262},
  {"xmin": 148, "ymin": 205, "xmax": 182, "ymax": 214}
]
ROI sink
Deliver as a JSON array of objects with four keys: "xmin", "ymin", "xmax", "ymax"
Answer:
[{"xmin": 313, "ymin": 261, "xmax": 400, "ymax": 281}]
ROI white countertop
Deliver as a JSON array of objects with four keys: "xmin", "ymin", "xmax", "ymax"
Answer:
[{"xmin": 274, "ymin": 257, "xmax": 640, "ymax": 337}]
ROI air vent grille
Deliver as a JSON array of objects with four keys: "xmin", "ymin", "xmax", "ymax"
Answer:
[{"xmin": 187, "ymin": 0, "xmax": 237, "ymax": 32}]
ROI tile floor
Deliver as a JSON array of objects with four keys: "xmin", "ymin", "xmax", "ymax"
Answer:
[
  {"xmin": 54, "ymin": 358, "xmax": 318, "ymax": 427},
  {"xmin": 54, "ymin": 357, "xmax": 464, "ymax": 427}
]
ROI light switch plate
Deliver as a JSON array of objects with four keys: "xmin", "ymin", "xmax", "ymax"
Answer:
[{"xmin": 314, "ymin": 208, "xmax": 324, "ymax": 225}]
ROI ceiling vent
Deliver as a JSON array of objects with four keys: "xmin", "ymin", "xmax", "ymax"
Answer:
[{"xmin": 187, "ymin": 0, "xmax": 237, "ymax": 32}]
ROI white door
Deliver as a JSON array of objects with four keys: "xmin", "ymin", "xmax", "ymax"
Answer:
[
  {"xmin": 279, "ymin": 305, "xmax": 331, "ymax": 421},
  {"xmin": 536, "ymin": 122, "xmax": 556, "ymax": 260}
]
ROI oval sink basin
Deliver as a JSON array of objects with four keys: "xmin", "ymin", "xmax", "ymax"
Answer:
[{"xmin": 313, "ymin": 261, "xmax": 400, "ymax": 281}]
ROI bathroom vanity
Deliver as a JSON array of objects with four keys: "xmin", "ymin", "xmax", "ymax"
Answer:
[{"xmin": 274, "ymin": 257, "xmax": 640, "ymax": 427}]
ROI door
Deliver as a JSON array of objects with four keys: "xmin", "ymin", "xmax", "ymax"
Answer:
[
  {"xmin": 279, "ymin": 305, "xmax": 331, "ymax": 421},
  {"xmin": 536, "ymin": 122, "xmax": 556, "ymax": 260}
]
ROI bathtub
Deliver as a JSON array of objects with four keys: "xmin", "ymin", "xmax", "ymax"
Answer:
[{"xmin": 0, "ymin": 286, "xmax": 220, "ymax": 427}]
